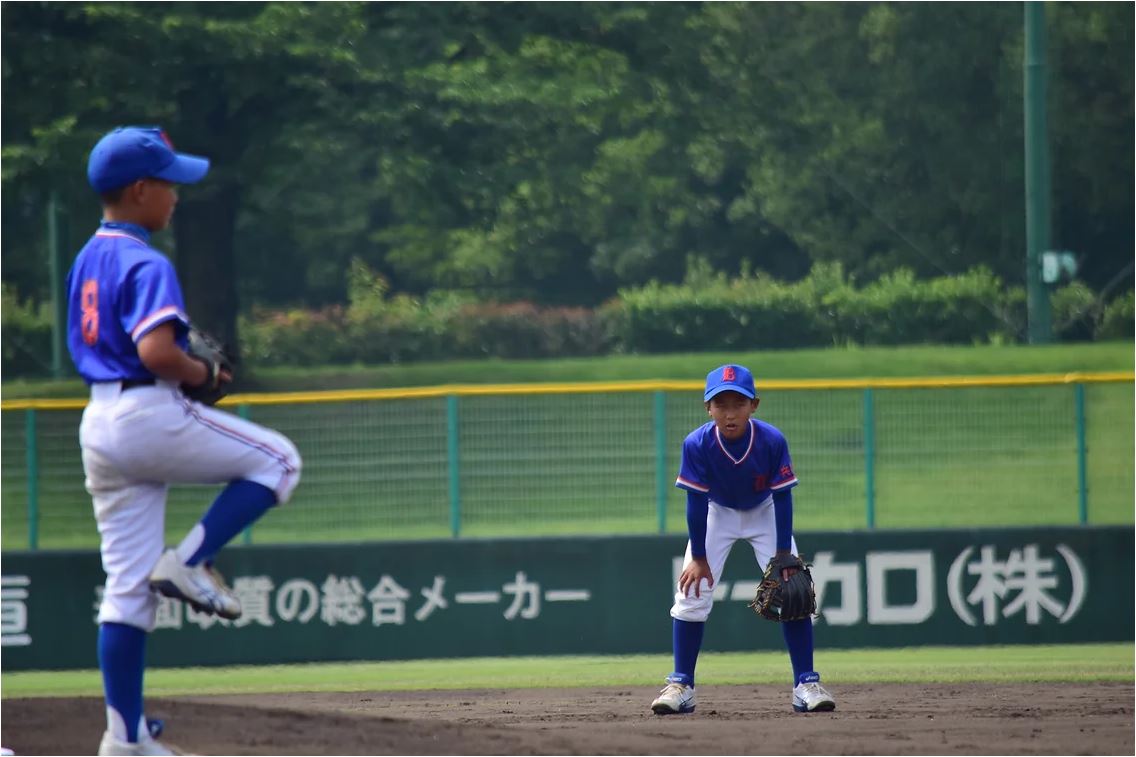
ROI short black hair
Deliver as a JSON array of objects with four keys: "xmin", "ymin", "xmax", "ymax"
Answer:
[{"xmin": 100, "ymin": 186, "xmax": 127, "ymax": 204}]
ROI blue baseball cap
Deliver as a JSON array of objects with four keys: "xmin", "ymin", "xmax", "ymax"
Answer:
[
  {"xmin": 87, "ymin": 126, "xmax": 210, "ymax": 192},
  {"xmin": 704, "ymin": 364, "xmax": 756, "ymax": 401}
]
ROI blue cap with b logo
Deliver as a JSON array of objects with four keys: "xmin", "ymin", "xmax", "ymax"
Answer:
[
  {"xmin": 704, "ymin": 364, "xmax": 756, "ymax": 401},
  {"xmin": 87, "ymin": 126, "xmax": 210, "ymax": 192}
]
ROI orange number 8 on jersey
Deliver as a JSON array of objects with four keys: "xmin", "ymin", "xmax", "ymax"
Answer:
[{"xmin": 81, "ymin": 279, "xmax": 99, "ymax": 345}]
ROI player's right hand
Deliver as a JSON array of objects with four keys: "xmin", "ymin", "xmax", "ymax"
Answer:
[{"xmin": 679, "ymin": 557, "xmax": 714, "ymax": 598}]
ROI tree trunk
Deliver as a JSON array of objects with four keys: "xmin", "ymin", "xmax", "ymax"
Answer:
[{"xmin": 172, "ymin": 181, "xmax": 241, "ymax": 360}]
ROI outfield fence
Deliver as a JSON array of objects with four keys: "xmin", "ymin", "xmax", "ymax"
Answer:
[{"xmin": 1, "ymin": 372, "xmax": 1132, "ymax": 550}]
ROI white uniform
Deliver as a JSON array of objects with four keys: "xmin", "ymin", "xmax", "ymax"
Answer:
[
  {"xmin": 671, "ymin": 498, "xmax": 798, "ymax": 622},
  {"xmin": 82, "ymin": 381, "xmax": 300, "ymax": 630}
]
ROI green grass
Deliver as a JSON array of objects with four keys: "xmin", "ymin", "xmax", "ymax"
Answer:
[
  {"xmin": 3, "ymin": 644, "xmax": 1130, "ymax": 699},
  {"xmin": 3, "ymin": 341, "xmax": 1132, "ymax": 399}
]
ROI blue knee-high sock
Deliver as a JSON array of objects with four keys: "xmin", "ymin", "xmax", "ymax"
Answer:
[
  {"xmin": 671, "ymin": 619, "xmax": 705, "ymax": 686},
  {"xmin": 183, "ymin": 480, "xmax": 276, "ymax": 566},
  {"xmin": 782, "ymin": 617, "xmax": 814, "ymax": 685},
  {"xmin": 98, "ymin": 622, "xmax": 146, "ymax": 743}
]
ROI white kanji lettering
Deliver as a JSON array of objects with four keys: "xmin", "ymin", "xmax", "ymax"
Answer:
[
  {"xmin": 1, "ymin": 575, "xmax": 31, "ymax": 646},
  {"xmin": 961, "ymin": 544, "xmax": 1071, "ymax": 625},
  {"xmin": 232, "ymin": 576, "xmax": 275, "ymax": 628},
  {"xmin": 1000, "ymin": 545, "xmax": 1066, "ymax": 624},
  {"xmin": 503, "ymin": 571, "xmax": 540, "ymax": 620},
  {"xmin": 276, "ymin": 579, "xmax": 320, "ymax": 623},
  {"xmin": 186, "ymin": 606, "xmax": 231, "ymax": 629},
  {"xmin": 965, "ymin": 545, "xmax": 1009, "ymax": 625},
  {"xmin": 152, "ymin": 596, "xmax": 184, "ymax": 630},
  {"xmin": 366, "ymin": 575, "xmax": 411, "ymax": 626},
  {"xmin": 414, "ymin": 576, "xmax": 448, "ymax": 622},
  {"xmin": 93, "ymin": 586, "xmax": 105, "ymax": 624},
  {"xmin": 321, "ymin": 575, "xmax": 368, "ymax": 626}
]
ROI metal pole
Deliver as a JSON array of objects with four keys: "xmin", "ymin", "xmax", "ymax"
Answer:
[
  {"xmin": 864, "ymin": 388, "xmax": 876, "ymax": 529},
  {"xmin": 1024, "ymin": 1, "xmax": 1053, "ymax": 344},
  {"xmin": 1074, "ymin": 384, "xmax": 1087, "ymax": 524},
  {"xmin": 654, "ymin": 391, "xmax": 668, "ymax": 533},
  {"xmin": 26, "ymin": 409, "xmax": 39, "ymax": 550},
  {"xmin": 447, "ymin": 395, "xmax": 462, "ymax": 538},
  {"xmin": 48, "ymin": 192, "xmax": 67, "ymax": 377}
]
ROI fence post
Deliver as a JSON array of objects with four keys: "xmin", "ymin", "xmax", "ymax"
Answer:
[
  {"xmin": 654, "ymin": 391, "xmax": 667, "ymax": 533},
  {"xmin": 447, "ymin": 395, "xmax": 461, "ymax": 538},
  {"xmin": 864, "ymin": 388, "xmax": 876, "ymax": 529},
  {"xmin": 1074, "ymin": 383, "xmax": 1087, "ymax": 524},
  {"xmin": 238, "ymin": 404, "xmax": 254, "ymax": 545},
  {"xmin": 25, "ymin": 408, "xmax": 39, "ymax": 550}
]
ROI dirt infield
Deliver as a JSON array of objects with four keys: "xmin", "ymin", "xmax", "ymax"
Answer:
[{"xmin": 2, "ymin": 682, "xmax": 1132, "ymax": 755}]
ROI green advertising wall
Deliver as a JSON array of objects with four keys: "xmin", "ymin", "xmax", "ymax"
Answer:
[{"xmin": 2, "ymin": 526, "xmax": 1131, "ymax": 671}]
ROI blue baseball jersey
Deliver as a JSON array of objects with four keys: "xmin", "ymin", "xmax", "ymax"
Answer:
[
  {"xmin": 675, "ymin": 418, "xmax": 798, "ymax": 508},
  {"xmin": 66, "ymin": 221, "xmax": 190, "ymax": 383}
]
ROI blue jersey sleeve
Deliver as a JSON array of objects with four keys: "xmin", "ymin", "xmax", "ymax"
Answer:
[
  {"xmin": 121, "ymin": 257, "xmax": 188, "ymax": 343},
  {"xmin": 768, "ymin": 432, "xmax": 798, "ymax": 491},
  {"xmin": 675, "ymin": 433, "xmax": 710, "ymax": 494}
]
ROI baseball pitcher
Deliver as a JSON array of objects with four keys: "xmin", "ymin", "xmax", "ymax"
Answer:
[{"xmin": 67, "ymin": 126, "xmax": 302, "ymax": 756}]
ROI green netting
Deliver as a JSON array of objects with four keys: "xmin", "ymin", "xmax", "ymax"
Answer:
[{"xmin": 2, "ymin": 382, "xmax": 1132, "ymax": 550}]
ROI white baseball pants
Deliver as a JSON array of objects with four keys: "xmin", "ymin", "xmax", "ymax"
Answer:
[
  {"xmin": 670, "ymin": 498, "xmax": 799, "ymax": 622},
  {"xmin": 80, "ymin": 380, "xmax": 301, "ymax": 631}
]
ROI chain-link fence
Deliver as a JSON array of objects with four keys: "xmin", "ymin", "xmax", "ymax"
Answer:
[{"xmin": 2, "ymin": 374, "xmax": 1131, "ymax": 550}]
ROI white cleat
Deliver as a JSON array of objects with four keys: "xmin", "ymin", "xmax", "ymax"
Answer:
[
  {"xmin": 651, "ymin": 678, "xmax": 696, "ymax": 714},
  {"xmin": 97, "ymin": 730, "xmax": 177, "ymax": 756},
  {"xmin": 149, "ymin": 549, "xmax": 241, "ymax": 620},
  {"xmin": 792, "ymin": 672, "xmax": 836, "ymax": 713}
]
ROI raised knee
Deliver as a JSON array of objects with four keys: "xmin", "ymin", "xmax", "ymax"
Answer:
[{"xmin": 274, "ymin": 435, "xmax": 302, "ymax": 503}]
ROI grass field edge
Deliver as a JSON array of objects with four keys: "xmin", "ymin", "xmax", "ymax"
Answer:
[{"xmin": 2, "ymin": 643, "xmax": 1131, "ymax": 699}]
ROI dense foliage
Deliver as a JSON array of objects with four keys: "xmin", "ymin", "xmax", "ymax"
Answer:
[
  {"xmin": 2, "ymin": 3, "xmax": 1132, "ymax": 359},
  {"xmin": 12, "ymin": 264, "xmax": 1126, "ymax": 377}
]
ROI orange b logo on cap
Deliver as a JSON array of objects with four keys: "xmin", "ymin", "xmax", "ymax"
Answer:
[{"xmin": 723, "ymin": 366, "xmax": 736, "ymax": 381}]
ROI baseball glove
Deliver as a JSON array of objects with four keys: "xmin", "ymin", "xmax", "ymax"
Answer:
[
  {"xmin": 181, "ymin": 327, "xmax": 233, "ymax": 406},
  {"xmin": 749, "ymin": 553, "xmax": 816, "ymax": 622}
]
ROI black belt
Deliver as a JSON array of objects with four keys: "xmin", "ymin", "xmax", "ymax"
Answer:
[{"xmin": 121, "ymin": 378, "xmax": 156, "ymax": 390}]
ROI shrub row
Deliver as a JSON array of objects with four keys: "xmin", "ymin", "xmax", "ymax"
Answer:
[
  {"xmin": 238, "ymin": 264, "xmax": 1129, "ymax": 367},
  {"xmin": 240, "ymin": 301, "xmax": 616, "ymax": 367},
  {"xmin": 3, "ymin": 270, "xmax": 1130, "ymax": 376},
  {"xmin": 612, "ymin": 265, "xmax": 1016, "ymax": 351}
]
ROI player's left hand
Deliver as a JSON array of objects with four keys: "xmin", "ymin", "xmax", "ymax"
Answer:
[
  {"xmin": 749, "ymin": 552, "xmax": 816, "ymax": 622},
  {"xmin": 182, "ymin": 327, "xmax": 234, "ymax": 406},
  {"xmin": 776, "ymin": 549, "xmax": 800, "ymax": 581}
]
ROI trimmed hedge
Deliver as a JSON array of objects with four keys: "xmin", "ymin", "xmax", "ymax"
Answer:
[
  {"xmin": 240, "ymin": 301, "xmax": 618, "ymax": 366},
  {"xmin": 3, "ymin": 271, "xmax": 1130, "ymax": 376}
]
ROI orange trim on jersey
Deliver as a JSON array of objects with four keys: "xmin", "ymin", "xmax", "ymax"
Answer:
[
  {"xmin": 770, "ymin": 477, "xmax": 799, "ymax": 490},
  {"xmin": 131, "ymin": 306, "xmax": 186, "ymax": 341},
  {"xmin": 675, "ymin": 476, "xmax": 709, "ymax": 493}
]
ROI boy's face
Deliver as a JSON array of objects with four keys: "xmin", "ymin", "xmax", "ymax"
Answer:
[
  {"xmin": 706, "ymin": 390, "xmax": 759, "ymax": 441},
  {"xmin": 137, "ymin": 178, "xmax": 179, "ymax": 231},
  {"xmin": 114, "ymin": 177, "xmax": 179, "ymax": 231}
]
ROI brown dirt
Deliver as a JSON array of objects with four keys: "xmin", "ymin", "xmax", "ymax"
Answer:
[{"xmin": 2, "ymin": 682, "xmax": 1132, "ymax": 755}]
